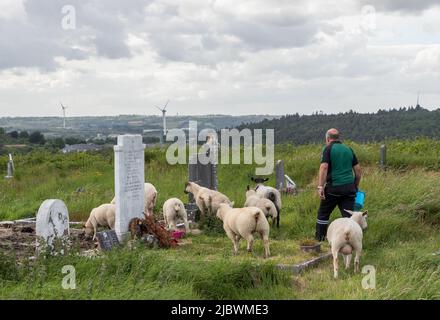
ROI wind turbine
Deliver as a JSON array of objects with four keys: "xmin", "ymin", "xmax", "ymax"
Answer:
[
  {"xmin": 155, "ymin": 100, "xmax": 169, "ymax": 141},
  {"xmin": 60, "ymin": 102, "xmax": 68, "ymax": 129}
]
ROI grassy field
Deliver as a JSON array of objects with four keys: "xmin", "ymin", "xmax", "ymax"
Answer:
[{"xmin": 0, "ymin": 139, "xmax": 439, "ymax": 299}]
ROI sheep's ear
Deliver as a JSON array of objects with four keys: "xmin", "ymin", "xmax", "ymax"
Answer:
[
  {"xmin": 362, "ymin": 210, "xmax": 368, "ymax": 217},
  {"xmin": 230, "ymin": 201, "xmax": 235, "ymax": 207},
  {"xmin": 246, "ymin": 185, "xmax": 250, "ymax": 191},
  {"xmin": 344, "ymin": 209, "xmax": 354, "ymax": 216}
]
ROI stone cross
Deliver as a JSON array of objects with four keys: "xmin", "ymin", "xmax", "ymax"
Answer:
[
  {"xmin": 114, "ymin": 135, "xmax": 146, "ymax": 242},
  {"xmin": 36, "ymin": 199, "xmax": 70, "ymax": 255},
  {"xmin": 276, "ymin": 160, "xmax": 285, "ymax": 190}
]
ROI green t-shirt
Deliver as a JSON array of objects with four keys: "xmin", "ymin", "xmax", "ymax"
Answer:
[{"xmin": 321, "ymin": 141, "xmax": 358, "ymax": 186}]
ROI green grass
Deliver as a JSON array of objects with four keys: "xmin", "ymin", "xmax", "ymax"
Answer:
[{"xmin": 0, "ymin": 139, "xmax": 439, "ymax": 299}]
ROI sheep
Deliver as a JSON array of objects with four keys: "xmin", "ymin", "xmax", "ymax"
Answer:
[
  {"xmin": 184, "ymin": 181, "xmax": 233, "ymax": 222},
  {"xmin": 251, "ymin": 177, "xmax": 282, "ymax": 228},
  {"xmin": 216, "ymin": 203, "xmax": 270, "ymax": 258},
  {"xmin": 111, "ymin": 182, "xmax": 157, "ymax": 216},
  {"xmin": 163, "ymin": 198, "xmax": 190, "ymax": 232},
  {"xmin": 244, "ymin": 187, "xmax": 278, "ymax": 227},
  {"xmin": 327, "ymin": 209, "xmax": 368, "ymax": 279},
  {"xmin": 84, "ymin": 203, "xmax": 116, "ymax": 240}
]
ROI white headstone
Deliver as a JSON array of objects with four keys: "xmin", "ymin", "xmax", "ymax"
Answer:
[
  {"xmin": 36, "ymin": 199, "xmax": 70, "ymax": 254},
  {"xmin": 114, "ymin": 135, "xmax": 146, "ymax": 242}
]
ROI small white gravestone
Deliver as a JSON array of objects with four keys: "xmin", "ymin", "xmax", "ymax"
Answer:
[
  {"xmin": 114, "ymin": 135, "xmax": 146, "ymax": 242},
  {"xmin": 36, "ymin": 199, "xmax": 70, "ymax": 254}
]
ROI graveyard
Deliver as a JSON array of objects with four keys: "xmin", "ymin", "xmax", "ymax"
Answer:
[{"xmin": 0, "ymin": 138, "xmax": 439, "ymax": 299}]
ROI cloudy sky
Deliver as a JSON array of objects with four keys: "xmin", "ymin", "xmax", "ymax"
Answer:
[{"xmin": 0, "ymin": 0, "xmax": 439, "ymax": 116}]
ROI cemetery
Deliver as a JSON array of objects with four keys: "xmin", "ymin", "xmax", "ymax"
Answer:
[{"xmin": 0, "ymin": 138, "xmax": 439, "ymax": 299}]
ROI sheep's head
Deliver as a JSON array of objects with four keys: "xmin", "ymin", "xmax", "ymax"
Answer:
[
  {"xmin": 174, "ymin": 203, "xmax": 181, "ymax": 212},
  {"xmin": 83, "ymin": 225, "xmax": 94, "ymax": 239},
  {"xmin": 345, "ymin": 209, "xmax": 368, "ymax": 230},
  {"xmin": 217, "ymin": 203, "xmax": 232, "ymax": 220},
  {"xmin": 184, "ymin": 181, "xmax": 191, "ymax": 194},
  {"xmin": 251, "ymin": 177, "xmax": 269, "ymax": 184}
]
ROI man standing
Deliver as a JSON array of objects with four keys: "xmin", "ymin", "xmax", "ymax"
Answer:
[{"xmin": 315, "ymin": 128, "xmax": 362, "ymax": 241}]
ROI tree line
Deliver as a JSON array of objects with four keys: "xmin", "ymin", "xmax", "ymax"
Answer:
[{"xmin": 237, "ymin": 106, "xmax": 440, "ymax": 144}]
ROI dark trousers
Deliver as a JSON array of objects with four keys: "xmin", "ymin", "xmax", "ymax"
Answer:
[{"xmin": 315, "ymin": 183, "xmax": 356, "ymax": 241}]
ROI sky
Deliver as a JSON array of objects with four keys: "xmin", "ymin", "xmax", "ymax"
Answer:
[{"xmin": 0, "ymin": 0, "xmax": 439, "ymax": 117}]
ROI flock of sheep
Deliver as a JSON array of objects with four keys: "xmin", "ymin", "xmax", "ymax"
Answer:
[{"xmin": 83, "ymin": 179, "xmax": 368, "ymax": 279}]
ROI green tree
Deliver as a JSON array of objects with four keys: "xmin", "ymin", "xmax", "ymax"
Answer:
[
  {"xmin": 19, "ymin": 131, "xmax": 29, "ymax": 139},
  {"xmin": 8, "ymin": 131, "xmax": 19, "ymax": 139},
  {"xmin": 29, "ymin": 131, "xmax": 46, "ymax": 145}
]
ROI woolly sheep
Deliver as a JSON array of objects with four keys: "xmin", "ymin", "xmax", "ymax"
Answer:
[
  {"xmin": 184, "ymin": 181, "xmax": 233, "ymax": 221},
  {"xmin": 244, "ymin": 188, "xmax": 278, "ymax": 227},
  {"xmin": 84, "ymin": 203, "xmax": 116, "ymax": 240},
  {"xmin": 163, "ymin": 198, "xmax": 190, "ymax": 232},
  {"xmin": 111, "ymin": 182, "xmax": 157, "ymax": 216},
  {"xmin": 216, "ymin": 203, "xmax": 270, "ymax": 258},
  {"xmin": 251, "ymin": 178, "xmax": 282, "ymax": 228},
  {"xmin": 327, "ymin": 209, "xmax": 368, "ymax": 279}
]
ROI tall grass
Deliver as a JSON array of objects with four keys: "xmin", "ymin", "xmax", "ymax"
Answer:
[{"xmin": 0, "ymin": 139, "xmax": 439, "ymax": 299}]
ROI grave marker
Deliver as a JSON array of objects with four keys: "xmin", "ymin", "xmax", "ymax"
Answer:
[
  {"xmin": 114, "ymin": 135, "xmax": 146, "ymax": 242},
  {"xmin": 380, "ymin": 144, "xmax": 387, "ymax": 170},
  {"xmin": 35, "ymin": 199, "xmax": 70, "ymax": 254},
  {"xmin": 275, "ymin": 160, "xmax": 285, "ymax": 190},
  {"xmin": 96, "ymin": 230, "xmax": 120, "ymax": 251}
]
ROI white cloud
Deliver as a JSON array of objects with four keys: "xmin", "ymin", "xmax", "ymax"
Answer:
[{"xmin": 0, "ymin": 0, "xmax": 439, "ymax": 116}]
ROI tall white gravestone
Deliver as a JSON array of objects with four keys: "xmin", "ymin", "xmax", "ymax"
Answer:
[
  {"xmin": 36, "ymin": 199, "xmax": 70, "ymax": 254},
  {"xmin": 114, "ymin": 135, "xmax": 146, "ymax": 242}
]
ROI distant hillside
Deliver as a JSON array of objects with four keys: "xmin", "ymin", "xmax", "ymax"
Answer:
[
  {"xmin": 0, "ymin": 114, "xmax": 279, "ymax": 140},
  {"xmin": 237, "ymin": 107, "xmax": 440, "ymax": 144}
]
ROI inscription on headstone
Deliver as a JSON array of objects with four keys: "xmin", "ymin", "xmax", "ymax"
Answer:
[
  {"xmin": 96, "ymin": 230, "xmax": 120, "ymax": 251},
  {"xmin": 114, "ymin": 135, "xmax": 146, "ymax": 242},
  {"xmin": 35, "ymin": 199, "xmax": 70, "ymax": 254}
]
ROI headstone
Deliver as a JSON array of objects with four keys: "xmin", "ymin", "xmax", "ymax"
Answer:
[
  {"xmin": 275, "ymin": 160, "xmax": 285, "ymax": 190},
  {"xmin": 114, "ymin": 135, "xmax": 146, "ymax": 242},
  {"xmin": 380, "ymin": 144, "xmax": 387, "ymax": 170},
  {"xmin": 35, "ymin": 199, "xmax": 70, "ymax": 255},
  {"xmin": 5, "ymin": 154, "xmax": 14, "ymax": 179},
  {"xmin": 96, "ymin": 230, "xmax": 120, "ymax": 251}
]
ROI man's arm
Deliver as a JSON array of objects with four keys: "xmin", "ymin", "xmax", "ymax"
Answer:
[
  {"xmin": 317, "ymin": 163, "xmax": 328, "ymax": 199},
  {"xmin": 353, "ymin": 164, "xmax": 362, "ymax": 189}
]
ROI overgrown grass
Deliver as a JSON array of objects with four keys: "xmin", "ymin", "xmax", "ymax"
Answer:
[{"xmin": 0, "ymin": 139, "xmax": 439, "ymax": 299}]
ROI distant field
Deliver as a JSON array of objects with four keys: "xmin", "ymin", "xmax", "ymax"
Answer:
[{"xmin": 0, "ymin": 139, "xmax": 439, "ymax": 299}]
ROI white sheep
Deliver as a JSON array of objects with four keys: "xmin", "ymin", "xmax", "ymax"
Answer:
[
  {"xmin": 84, "ymin": 203, "xmax": 116, "ymax": 240},
  {"xmin": 216, "ymin": 203, "xmax": 270, "ymax": 258},
  {"xmin": 251, "ymin": 178, "xmax": 282, "ymax": 228},
  {"xmin": 327, "ymin": 209, "xmax": 368, "ymax": 279},
  {"xmin": 163, "ymin": 198, "xmax": 190, "ymax": 232},
  {"xmin": 244, "ymin": 189, "xmax": 278, "ymax": 226},
  {"xmin": 184, "ymin": 181, "xmax": 233, "ymax": 220},
  {"xmin": 111, "ymin": 182, "xmax": 157, "ymax": 216}
]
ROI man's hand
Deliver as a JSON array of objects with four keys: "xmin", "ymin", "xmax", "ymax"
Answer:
[{"xmin": 317, "ymin": 186, "xmax": 325, "ymax": 200}]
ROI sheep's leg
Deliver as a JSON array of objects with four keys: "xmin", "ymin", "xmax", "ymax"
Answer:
[
  {"xmin": 344, "ymin": 254, "xmax": 352, "ymax": 270},
  {"xmin": 331, "ymin": 247, "xmax": 339, "ymax": 279},
  {"xmin": 183, "ymin": 217, "xmax": 190, "ymax": 233},
  {"xmin": 226, "ymin": 230, "xmax": 239, "ymax": 255},
  {"xmin": 196, "ymin": 197, "xmax": 206, "ymax": 225},
  {"xmin": 354, "ymin": 250, "xmax": 361, "ymax": 273},
  {"xmin": 246, "ymin": 234, "xmax": 254, "ymax": 253},
  {"xmin": 262, "ymin": 233, "xmax": 270, "ymax": 258}
]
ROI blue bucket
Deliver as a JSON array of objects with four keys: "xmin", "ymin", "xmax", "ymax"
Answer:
[{"xmin": 354, "ymin": 190, "xmax": 365, "ymax": 211}]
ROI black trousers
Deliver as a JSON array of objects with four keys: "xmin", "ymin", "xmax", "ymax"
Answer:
[{"xmin": 315, "ymin": 183, "xmax": 356, "ymax": 241}]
